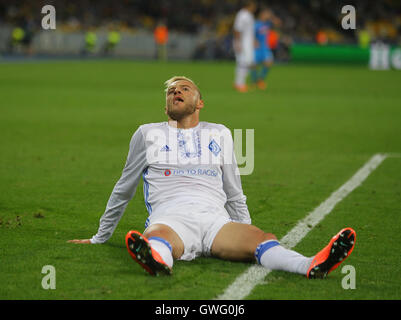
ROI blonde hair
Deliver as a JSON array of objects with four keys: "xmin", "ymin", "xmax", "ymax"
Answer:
[{"xmin": 164, "ymin": 76, "xmax": 202, "ymax": 99}]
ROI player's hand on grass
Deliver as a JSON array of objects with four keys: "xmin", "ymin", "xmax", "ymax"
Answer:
[{"xmin": 68, "ymin": 239, "xmax": 91, "ymax": 244}]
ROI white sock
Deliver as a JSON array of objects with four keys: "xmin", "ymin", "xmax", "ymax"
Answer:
[
  {"xmin": 255, "ymin": 240, "xmax": 314, "ymax": 275},
  {"xmin": 149, "ymin": 237, "xmax": 174, "ymax": 268},
  {"xmin": 235, "ymin": 65, "xmax": 249, "ymax": 86}
]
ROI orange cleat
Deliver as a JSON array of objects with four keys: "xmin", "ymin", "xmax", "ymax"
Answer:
[
  {"xmin": 234, "ymin": 84, "xmax": 248, "ymax": 93},
  {"xmin": 307, "ymin": 227, "xmax": 356, "ymax": 279},
  {"xmin": 125, "ymin": 230, "xmax": 172, "ymax": 276},
  {"xmin": 257, "ymin": 80, "xmax": 267, "ymax": 90}
]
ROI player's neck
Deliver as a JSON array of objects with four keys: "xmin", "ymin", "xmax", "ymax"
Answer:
[{"xmin": 168, "ymin": 117, "xmax": 199, "ymax": 129}]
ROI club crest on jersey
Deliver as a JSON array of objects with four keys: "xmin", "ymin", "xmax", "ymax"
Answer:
[{"xmin": 208, "ymin": 139, "xmax": 221, "ymax": 156}]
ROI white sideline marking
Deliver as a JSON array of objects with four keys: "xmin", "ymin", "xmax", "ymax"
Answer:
[{"xmin": 216, "ymin": 153, "xmax": 388, "ymax": 300}]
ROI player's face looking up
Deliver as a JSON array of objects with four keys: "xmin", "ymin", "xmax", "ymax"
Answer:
[{"xmin": 165, "ymin": 80, "xmax": 203, "ymax": 121}]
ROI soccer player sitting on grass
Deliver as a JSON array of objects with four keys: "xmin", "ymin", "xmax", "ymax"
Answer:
[{"xmin": 68, "ymin": 76, "xmax": 356, "ymax": 278}]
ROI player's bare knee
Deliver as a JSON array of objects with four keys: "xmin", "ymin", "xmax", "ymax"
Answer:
[
  {"xmin": 245, "ymin": 230, "xmax": 277, "ymax": 258},
  {"xmin": 144, "ymin": 224, "xmax": 166, "ymax": 238},
  {"xmin": 262, "ymin": 232, "xmax": 277, "ymax": 242},
  {"xmin": 252, "ymin": 228, "xmax": 277, "ymax": 243},
  {"xmin": 144, "ymin": 224, "xmax": 184, "ymax": 259}
]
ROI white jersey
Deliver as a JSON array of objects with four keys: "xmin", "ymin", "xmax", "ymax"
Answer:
[
  {"xmin": 91, "ymin": 121, "xmax": 251, "ymax": 244},
  {"xmin": 233, "ymin": 8, "xmax": 255, "ymax": 65}
]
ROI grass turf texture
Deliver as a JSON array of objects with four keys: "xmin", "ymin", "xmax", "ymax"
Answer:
[{"xmin": 0, "ymin": 60, "xmax": 400, "ymax": 300}]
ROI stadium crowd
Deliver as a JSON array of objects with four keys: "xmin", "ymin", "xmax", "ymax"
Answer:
[{"xmin": 1, "ymin": 0, "xmax": 400, "ymax": 59}]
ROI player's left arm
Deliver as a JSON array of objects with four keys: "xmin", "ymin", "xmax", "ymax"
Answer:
[{"xmin": 221, "ymin": 127, "xmax": 252, "ymax": 224}]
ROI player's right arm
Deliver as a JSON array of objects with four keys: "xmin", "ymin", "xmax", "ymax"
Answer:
[{"xmin": 68, "ymin": 126, "xmax": 148, "ymax": 244}]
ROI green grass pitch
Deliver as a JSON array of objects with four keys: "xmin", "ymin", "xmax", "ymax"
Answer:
[{"xmin": 0, "ymin": 59, "xmax": 400, "ymax": 300}]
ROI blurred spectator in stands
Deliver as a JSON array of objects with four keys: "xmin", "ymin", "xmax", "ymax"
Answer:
[
  {"xmin": 1, "ymin": 0, "xmax": 400, "ymax": 59},
  {"xmin": 268, "ymin": 29, "xmax": 279, "ymax": 58},
  {"xmin": 83, "ymin": 28, "xmax": 97, "ymax": 55},
  {"xmin": 103, "ymin": 25, "xmax": 121, "ymax": 56},
  {"xmin": 276, "ymin": 34, "xmax": 292, "ymax": 62},
  {"xmin": 316, "ymin": 30, "xmax": 328, "ymax": 45},
  {"xmin": 154, "ymin": 20, "xmax": 169, "ymax": 60},
  {"xmin": 8, "ymin": 15, "xmax": 35, "ymax": 56},
  {"xmin": 21, "ymin": 15, "xmax": 35, "ymax": 55},
  {"xmin": 9, "ymin": 26, "xmax": 25, "ymax": 53},
  {"xmin": 358, "ymin": 27, "xmax": 371, "ymax": 49}
]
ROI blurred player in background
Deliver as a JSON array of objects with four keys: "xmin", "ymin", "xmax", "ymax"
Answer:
[
  {"xmin": 154, "ymin": 20, "xmax": 169, "ymax": 61},
  {"xmin": 233, "ymin": 0, "xmax": 257, "ymax": 93},
  {"xmin": 251, "ymin": 7, "xmax": 281, "ymax": 90},
  {"xmin": 69, "ymin": 76, "xmax": 356, "ymax": 281}
]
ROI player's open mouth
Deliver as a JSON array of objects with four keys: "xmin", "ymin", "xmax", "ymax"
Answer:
[{"xmin": 174, "ymin": 97, "xmax": 184, "ymax": 103}]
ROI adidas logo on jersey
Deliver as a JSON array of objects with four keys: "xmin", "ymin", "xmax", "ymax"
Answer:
[{"xmin": 160, "ymin": 145, "xmax": 171, "ymax": 152}]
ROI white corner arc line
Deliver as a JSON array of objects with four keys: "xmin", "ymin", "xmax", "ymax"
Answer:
[{"xmin": 216, "ymin": 153, "xmax": 388, "ymax": 300}]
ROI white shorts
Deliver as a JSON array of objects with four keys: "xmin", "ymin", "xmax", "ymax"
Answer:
[
  {"xmin": 144, "ymin": 204, "xmax": 232, "ymax": 261},
  {"xmin": 235, "ymin": 46, "xmax": 254, "ymax": 67}
]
